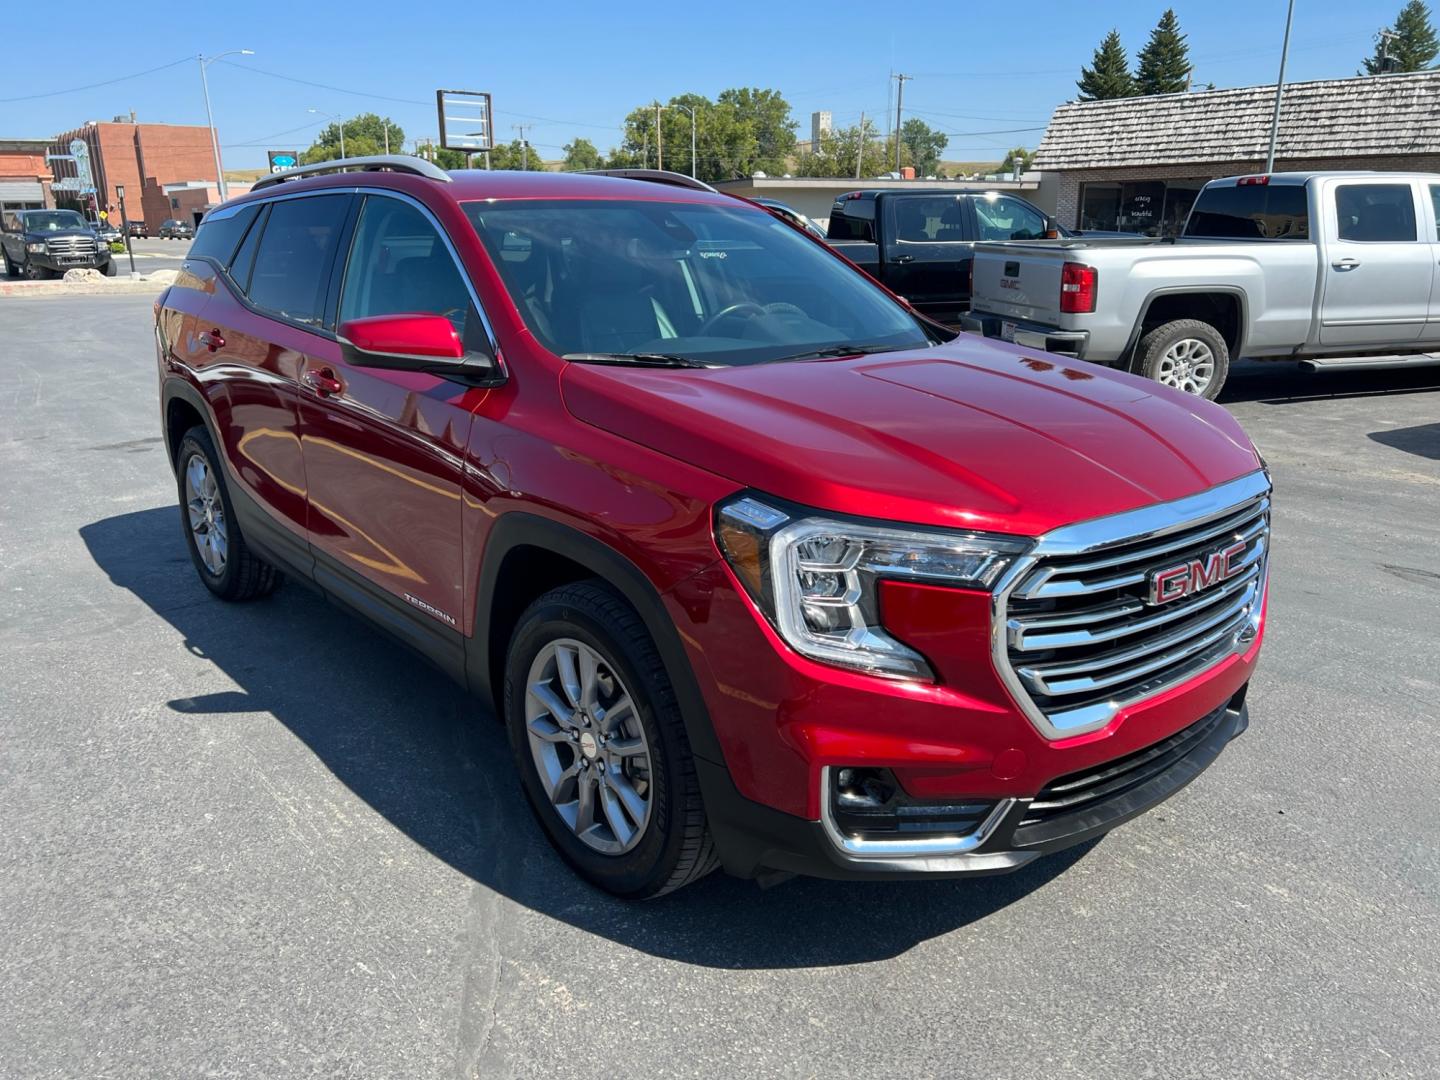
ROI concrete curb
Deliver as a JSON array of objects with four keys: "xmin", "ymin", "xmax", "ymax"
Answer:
[{"xmin": 0, "ymin": 279, "xmax": 169, "ymax": 299}]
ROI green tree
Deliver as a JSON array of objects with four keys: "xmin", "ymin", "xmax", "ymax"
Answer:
[
  {"xmin": 301, "ymin": 113, "xmax": 406, "ymax": 163},
  {"xmin": 1363, "ymin": 1, "xmax": 1440, "ymax": 72},
  {"xmin": 1135, "ymin": 10, "xmax": 1192, "ymax": 95},
  {"xmin": 1000, "ymin": 147, "xmax": 1035, "ymax": 174},
  {"xmin": 613, "ymin": 89, "xmax": 797, "ymax": 182},
  {"xmin": 899, "ymin": 118, "xmax": 947, "ymax": 177},
  {"xmin": 793, "ymin": 118, "xmax": 891, "ymax": 179},
  {"xmin": 427, "ymin": 145, "xmax": 469, "ymax": 170},
  {"xmin": 488, "ymin": 139, "xmax": 543, "ymax": 170},
  {"xmin": 562, "ymin": 137, "xmax": 605, "ymax": 171},
  {"xmin": 1078, "ymin": 29, "xmax": 1138, "ymax": 100}
]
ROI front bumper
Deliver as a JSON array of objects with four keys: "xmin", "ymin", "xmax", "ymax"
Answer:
[
  {"xmin": 700, "ymin": 693, "xmax": 1249, "ymax": 881},
  {"xmin": 961, "ymin": 311, "xmax": 1088, "ymax": 359},
  {"xmin": 33, "ymin": 251, "xmax": 111, "ymax": 273}
]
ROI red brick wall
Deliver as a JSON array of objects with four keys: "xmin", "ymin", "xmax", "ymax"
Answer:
[{"xmin": 50, "ymin": 122, "xmax": 218, "ymax": 227}]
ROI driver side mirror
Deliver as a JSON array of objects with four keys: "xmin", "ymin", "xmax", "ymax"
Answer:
[
  {"xmin": 1043, "ymin": 215, "xmax": 1061, "ymax": 240},
  {"xmin": 338, "ymin": 313, "xmax": 505, "ymax": 386}
]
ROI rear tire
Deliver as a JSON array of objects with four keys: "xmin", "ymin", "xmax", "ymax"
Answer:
[
  {"xmin": 504, "ymin": 580, "xmax": 717, "ymax": 899},
  {"xmin": 1136, "ymin": 318, "xmax": 1229, "ymax": 400},
  {"xmin": 175, "ymin": 426, "xmax": 282, "ymax": 602}
]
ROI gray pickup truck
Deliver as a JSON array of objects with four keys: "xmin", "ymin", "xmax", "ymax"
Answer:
[{"xmin": 964, "ymin": 172, "xmax": 1440, "ymax": 399}]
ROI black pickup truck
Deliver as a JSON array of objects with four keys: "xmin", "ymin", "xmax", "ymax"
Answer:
[
  {"xmin": 825, "ymin": 190, "xmax": 1065, "ymax": 325},
  {"xmin": 1, "ymin": 208, "xmax": 114, "ymax": 280}
]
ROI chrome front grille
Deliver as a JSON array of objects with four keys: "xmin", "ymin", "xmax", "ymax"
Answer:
[
  {"xmin": 996, "ymin": 473, "xmax": 1270, "ymax": 738},
  {"xmin": 46, "ymin": 235, "xmax": 98, "ymax": 255}
]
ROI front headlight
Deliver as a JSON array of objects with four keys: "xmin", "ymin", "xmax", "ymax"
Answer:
[
  {"xmin": 27, "ymin": 242, "xmax": 45, "ymax": 253},
  {"xmin": 716, "ymin": 494, "xmax": 1028, "ymax": 680}
]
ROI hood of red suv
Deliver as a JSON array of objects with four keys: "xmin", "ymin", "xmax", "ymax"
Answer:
[{"xmin": 560, "ymin": 342, "xmax": 1262, "ymax": 536}]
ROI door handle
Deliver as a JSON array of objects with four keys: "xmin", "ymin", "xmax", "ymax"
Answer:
[
  {"xmin": 302, "ymin": 368, "xmax": 344, "ymax": 396},
  {"xmin": 1331, "ymin": 257, "xmax": 1361, "ymax": 270},
  {"xmin": 892, "ymin": 254, "xmax": 916, "ymax": 264},
  {"xmin": 198, "ymin": 328, "xmax": 225, "ymax": 351}
]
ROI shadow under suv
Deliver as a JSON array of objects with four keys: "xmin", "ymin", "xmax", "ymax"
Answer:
[{"xmin": 155, "ymin": 157, "xmax": 1271, "ymax": 898}]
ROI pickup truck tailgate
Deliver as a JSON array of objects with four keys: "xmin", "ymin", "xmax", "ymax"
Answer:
[{"xmin": 970, "ymin": 242, "xmax": 1069, "ymax": 324}]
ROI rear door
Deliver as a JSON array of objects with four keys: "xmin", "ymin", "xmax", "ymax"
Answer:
[
  {"xmin": 297, "ymin": 191, "xmax": 482, "ymax": 653},
  {"xmin": 1320, "ymin": 179, "xmax": 1431, "ymax": 347},
  {"xmin": 193, "ymin": 193, "xmax": 354, "ymax": 567},
  {"xmin": 1424, "ymin": 183, "xmax": 1440, "ymax": 344},
  {"xmin": 881, "ymin": 193, "xmax": 975, "ymax": 323}
]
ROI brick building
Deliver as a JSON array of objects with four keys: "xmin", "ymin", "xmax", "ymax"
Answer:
[
  {"xmin": 1032, "ymin": 70, "xmax": 1440, "ymax": 235},
  {"xmin": 48, "ymin": 119, "xmax": 219, "ymax": 229},
  {"xmin": 0, "ymin": 139, "xmax": 54, "ymax": 214}
]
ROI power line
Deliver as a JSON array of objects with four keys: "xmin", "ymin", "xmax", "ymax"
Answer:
[{"xmin": 0, "ymin": 56, "xmax": 191, "ymax": 103}]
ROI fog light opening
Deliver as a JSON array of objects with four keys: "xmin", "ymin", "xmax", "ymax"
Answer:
[{"xmin": 835, "ymin": 767, "xmax": 895, "ymax": 809}]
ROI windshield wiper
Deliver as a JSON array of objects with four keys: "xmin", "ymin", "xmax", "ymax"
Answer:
[
  {"xmin": 562, "ymin": 352, "xmax": 715, "ymax": 369},
  {"xmin": 768, "ymin": 343, "xmax": 909, "ymax": 363}
]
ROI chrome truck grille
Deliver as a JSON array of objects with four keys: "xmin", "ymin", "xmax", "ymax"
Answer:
[
  {"xmin": 993, "ymin": 471, "xmax": 1270, "ymax": 739},
  {"xmin": 46, "ymin": 235, "xmax": 99, "ymax": 255}
]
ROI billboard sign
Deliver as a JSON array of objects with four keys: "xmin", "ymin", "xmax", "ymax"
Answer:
[
  {"xmin": 437, "ymin": 89, "xmax": 494, "ymax": 151},
  {"xmin": 267, "ymin": 150, "xmax": 299, "ymax": 173}
]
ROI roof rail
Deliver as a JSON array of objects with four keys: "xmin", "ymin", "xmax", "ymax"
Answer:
[
  {"xmin": 251, "ymin": 154, "xmax": 452, "ymax": 192},
  {"xmin": 579, "ymin": 168, "xmax": 717, "ymax": 193}
]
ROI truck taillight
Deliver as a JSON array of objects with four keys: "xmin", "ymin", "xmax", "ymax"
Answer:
[
  {"xmin": 1059, "ymin": 263, "xmax": 1097, "ymax": 314},
  {"xmin": 1237, "ymin": 175, "xmax": 1270, "ymax": 186}
]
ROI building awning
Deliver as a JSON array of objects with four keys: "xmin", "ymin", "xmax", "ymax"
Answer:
[{"xmin": 0, "ymin": 180, "xmax": 45, "ymax": 202}]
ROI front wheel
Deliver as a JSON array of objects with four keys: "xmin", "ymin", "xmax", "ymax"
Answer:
[
  {"xmin": 1135, "ymin": 318, "xmax": 1230, "ymax": 400},
  {"xmin": 504, "ymin": 581, "xmax": 717, "ymax": 898},
  {"xmin": 22, "ymin": 259, "xmax": 49, "ymax": 281}
]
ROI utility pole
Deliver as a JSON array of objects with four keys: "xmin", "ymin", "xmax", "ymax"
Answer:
[
  {"xmin": 1378, "ymin": 28, "xmax": 1400, "ymax": 73},
  {"xmin": 892, "ymin": 73, "xmax": 911, "ymax": 176},
  {"xmin": 1265, "ymin": 0, "xmax": 1295, "ymax": 173},
  {"xmin": 654, "ymin": 103, "xmax": 664, "ymax": 171},
  {"xmin": 512, "ymin": 124, "xmax": 530, "ymax": 169},
  {"xmin": 383, "ymin": 121, "xmax": 390, "ymax": 155},
  {"xmin": 856, "ymin": 111, "xmax": 865, "ymax": 180}
]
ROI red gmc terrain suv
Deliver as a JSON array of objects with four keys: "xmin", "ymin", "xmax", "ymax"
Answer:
[{"xmin": 154, "ymin": 157, "xmax": 1270, "ymax": 898}]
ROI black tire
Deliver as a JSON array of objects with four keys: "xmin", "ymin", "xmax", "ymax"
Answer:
[
  {"xmin": 504, "ymin": 580, "xmax": 717, "ymax": 899},
  {"xmin": 175, "ymin": 426, "xmax": 282, "ymax": 602},
  {"xmin": 21, "ymin": 258, "xmax": 48, "ymax": 281},
  {"xmin": 1135, "ymin": 318, "xmax": 1230, "ymax": 401},
  {"xmin": 103, "ymin": 259, "xmax": 117, "ymax": 277},
  {"xmin": 1, "ymin": 250, "xmax": 17, "ymax": 278}
]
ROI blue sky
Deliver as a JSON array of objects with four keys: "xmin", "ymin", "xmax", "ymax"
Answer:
[{"xmin": 0, "ymin": 0, "xmax": 1399, "ymax": 170}]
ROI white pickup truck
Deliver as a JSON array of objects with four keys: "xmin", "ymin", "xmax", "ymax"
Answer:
[{"xmin": 963, "ymin": 171, "xmax": 1440, "ymax": 398}]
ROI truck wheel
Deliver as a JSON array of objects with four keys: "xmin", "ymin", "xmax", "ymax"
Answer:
[
  {"xmin": 175, "ymin": 426, "xmax": 282, "ymax": 602},
  {"xmin": 504, "ymin": 581, "xmax": 717, "ymax": 899},
  {"xmin": 2, "ymin": 250, "xmax": 17, "ymax": 278},
  {"xmin": 22, "ymin": 259, "xmax": 49, "ymax": 281},
  {"xmin": 1136, "ymin": 319, "xmax": 1229, "ymax": 400},
  {"xmin": 103, "ymin": 259, "xmax": 117, "ymax": 277}
]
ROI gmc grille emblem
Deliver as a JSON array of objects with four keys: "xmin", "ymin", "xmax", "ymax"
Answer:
[{"xmin": 1147, "ymin": 540, "xmax": 1248, "ymax": 605}]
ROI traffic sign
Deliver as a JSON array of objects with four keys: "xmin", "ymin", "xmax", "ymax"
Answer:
[{"xmin": 437, "ymin": 90, "xmax": 494, "ymax": 151}]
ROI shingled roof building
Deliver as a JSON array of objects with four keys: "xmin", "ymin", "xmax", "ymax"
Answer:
[{"xmin": 1033, "ymin": 70, "xmax": 1440, "ymax": 235}]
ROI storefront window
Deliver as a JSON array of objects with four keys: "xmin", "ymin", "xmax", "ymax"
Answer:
[{"xmin": 1078, "ymin": 178, "xmax": 1213, "ymax": 236}]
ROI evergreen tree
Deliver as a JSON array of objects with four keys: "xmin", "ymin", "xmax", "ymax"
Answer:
[
  {"xmin": 1363, "ymin": 1, "xmax": 1440, "ymax": 73},
  {"xmin": 1078, "ymin": 30, "xmax": 1137, "ymax": 100},
  {"xmin": 1135, "ymin": 10, "xmax": 1192, "ymax": 95}
]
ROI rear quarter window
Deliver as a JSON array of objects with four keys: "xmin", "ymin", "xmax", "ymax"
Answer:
[
  {"xmin": 827, "ymin": 207, "xmax": 875, "ymax": 242},
  {"xmin": 190, "ymin": 204, "xmax": 261, "ymax": 268},
  {"xmin": 1184, "ymin": 184, "xmax": 1309, "ymax": 240}
]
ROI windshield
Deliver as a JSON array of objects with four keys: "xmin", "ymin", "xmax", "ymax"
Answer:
[
  {"xmin": 463, "ymin": 199, "xmax": 931, "ymax": 366},
  {"xmin": 23, "ymin": 211, "xmax": 87, "ymax": 232}
]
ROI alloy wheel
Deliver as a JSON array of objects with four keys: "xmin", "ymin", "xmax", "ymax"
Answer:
[
  {"xmin": 1155, "ymin": 338, "xmax": 1216, "ymax": 396},
  {"xmin": 524, "ymin": 638, "xmax": 654, "ymax": 855},
  {"xmin": 184, "ymin": 453, "xmax": 228, "ymax": 576}
]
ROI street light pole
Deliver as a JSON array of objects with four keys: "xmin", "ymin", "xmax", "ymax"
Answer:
[
  {"xmin": 198, "ymin": 49, "xmax": 253, "ymax": 202},
  {"xmin": 308, "ymin": 109, "xmax": 345, "ymax": 159},
  {"xmin": 671, "ymin": 104, "xmax": 697, "ymax": 178},
  {"xmin": 1264, "ymin": 0, "xmax": 1296, "ymax": 174}
]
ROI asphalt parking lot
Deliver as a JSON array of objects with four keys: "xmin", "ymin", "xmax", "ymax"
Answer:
[
  {"xmin": 1, "ymin": 293, "xmax": 1437, "ymax": 1079},
  {"xmin": 108, "ymin": 236, "xmax": 192, "ymax": 276}
]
